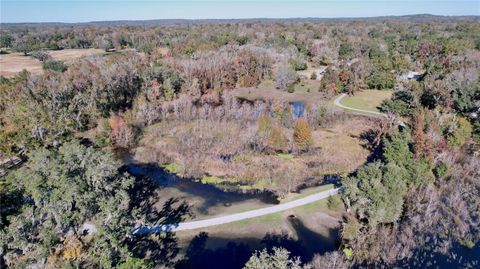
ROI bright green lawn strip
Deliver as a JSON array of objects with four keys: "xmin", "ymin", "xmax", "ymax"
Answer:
[
  {"xmin": 280, "ymin": 184, "xmax": 334, "ymax": 203},
  {"xmin": 162, "ymin": 163, "xmax": 179, "ymax": 174},
  {"xmin": 201, "ymin": 175, "xmax": 238, "ymax": 184},
  {"xmin": 197, "ymin": 197, "xmax": 331, "ymax": 229},
  {"xmin": 293, "ymin": 80, "xmax": 321, "ymax": 93},
  {"xmin": 340, "ymin": 90, "xmax": 392, "ymax": 112},
  {"xmin": 277, "ymin": 153, "xmax": 294, "ymax": 160}
]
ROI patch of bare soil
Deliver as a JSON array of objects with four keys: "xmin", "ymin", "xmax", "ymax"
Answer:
[
  {"xmin": 0, "ymin": 53, "xmax": 43, "ymax": 77},
  {"xmin": 0, "ymin": 49, "xmax": 105, "ymax": 78}
]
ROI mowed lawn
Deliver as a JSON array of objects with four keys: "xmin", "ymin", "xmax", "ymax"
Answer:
[{"xmin": 340, "ymin": 90, "xmax": 392, "ymax": 112}]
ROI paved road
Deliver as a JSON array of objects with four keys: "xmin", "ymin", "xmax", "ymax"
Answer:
[
  {"xmin": 334, "ymin": 93, "xmax": 387, "ymax": 118},
  {"xmin": 133, "ymin": 187, "xmax": 340, "ymax": 233}
]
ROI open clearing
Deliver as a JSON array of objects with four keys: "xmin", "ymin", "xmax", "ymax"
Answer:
[
  {"xmin": 0, "ymin": 53, "xmax": 43, "ymax": 77},
  {"xmin": 48, "ymin": 48, "xmax": 105, "ymax": 63},
  {"xmin": 0, "ymin": 48, "xmax": 105, "ymax": 77},
  {"xmin": 339, "ymin": 90, "xmax": 392, "ymax": 112},
  {"xmin": 135, "ymin": 116, "xmax": 369, "ymax": 197},
  {"xmin": 234, "ymin": 80, "xmax": 328, "ymax": 107},
  {"xmin": 312, "ymin": 118, "xmax": 370, "ymax": 173}
]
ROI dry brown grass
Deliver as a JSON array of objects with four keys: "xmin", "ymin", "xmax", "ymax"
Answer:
[
  {"xmin": 48, "ymin": 48, "xmax": 105, "ymax": 63},
  {"xmin": 313, "ymin": 118, "xmax": 370, "ymax": 173},
  {"xmin": 134, "ymin": 116, "xmax": 371, "ymax": 195},
  {"xmin": 0, "ymin": 49, "xmax": 105, "ymax": 78},
  {"xmin": 0, "ymin": 53, "xmax": 43, "ymax": 77},
  {"xmin": 234, "ymin": 80, "xmax": 328, "ymax": 107}
]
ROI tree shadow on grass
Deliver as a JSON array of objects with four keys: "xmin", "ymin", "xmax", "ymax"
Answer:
[
  {"xmin": 176, "ymin": 218, "xmax": 340, "ymax": 269},
  {"xmin": 124, "ymin": 166, "xmax": 193, "ymax": 268},
  {"xmin": 125, "ymin": 164, "xmax": 193, "ymax": 225}
]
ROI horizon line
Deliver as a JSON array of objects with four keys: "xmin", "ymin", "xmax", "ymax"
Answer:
[{"xmin": 2, "ymin": 13, "xmax": 479, "ymax": 25}]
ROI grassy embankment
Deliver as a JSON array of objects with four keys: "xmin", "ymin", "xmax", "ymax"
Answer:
[{"xmin": 176, "ymin": 188, "xmax": 344, "ymax": 250}]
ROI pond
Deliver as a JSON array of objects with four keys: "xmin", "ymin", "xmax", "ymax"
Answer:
[
  {"xmin": 126, "ymin": 162, "xmax": 279, "ymax": 220},
  {"xmin": 176, "ymin": 219, "xmax": 341, "ymax": 269},
  {"xmin": 290, "ymin": 101, "xmax": 305, "ymax": 119},
  {"xmin": 125, "ymin": 160, "xmax": 341, "ymax": 268}
]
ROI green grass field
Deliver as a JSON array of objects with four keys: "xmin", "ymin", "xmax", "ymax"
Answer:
[
  {"xmin": 293, "ymin": 80, "xmax": 321, "ymax": 93},
  {"xmin": 340, "ymin": 90, "xmax": 392, "ymax": 112},
  {"xmin": 176, "ymin": 193, "xmax": 341, "ymax": 241},
  {"xmin": 280, "ymin": 184, "xmax": 334, "ymax": 203}
]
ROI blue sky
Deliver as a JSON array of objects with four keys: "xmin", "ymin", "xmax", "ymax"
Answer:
[{"xmin": 1, "ymin": 0, "xmax": 479, "ymax": 23}]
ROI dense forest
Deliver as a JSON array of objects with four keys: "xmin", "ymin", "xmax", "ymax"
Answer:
[{"xmin": 0, "ymin": 15, "xmax": 479, "ymax": 268}]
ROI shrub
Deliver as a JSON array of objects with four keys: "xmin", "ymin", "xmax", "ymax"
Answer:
[
  {"xmin": 108, "ymin": 115, "xmax": 135, "ymax": 148},
  {"xmin": 287, "ymin": 83, "xmax": 295, "ymax": 93},
  {"xmin": 343, "ymin": 247, "xmax": 353, "ymax": 259},
  {"xmin": 293, "ymin": 118, "xmax": 313, "ymax": 148},
  {"xmin": 433, "ymin": 162, "xmax": 449, "ymax": 178},
  {"xmin": 339, "ymin": 42, "xmax": 354, "ymax": 60},
  {"xmin": 290, "ymin": 57, "xmax": 308, "ymax": 71},
  {"xmin": 327, "ymin": 195, "xmax": 342, "ymax": 210},
  {"xmin": 342, "ymin": 216, "xmax": 361, "ymax": 241},
  {"xmin": 446, "ymin": 116, "xmax": 472, "ymax": 147},
  {"xmin": 31, "ymin": 50, "xmax": 52, "ymax": 62},
  {"xmin": 275, "ymin": 64, "xmax": 297, "ymax": 91},
  {"xmin": 42, "ymin": 59, "xmax": 67, "ymax": 72},
  {"xmin": 236, "ymin": 35, "xmax": 249, "ymax": 45},
  {"xmin": 94, "ymin": 119, "xmax": 112, "ymax": 147},
  {"xmin": 310, "ymin": 71, "xmax": 317, "ymax": 80},
  {"xmin": 379, "ymin": 90, "xmax": 415, "ymax": 116}
]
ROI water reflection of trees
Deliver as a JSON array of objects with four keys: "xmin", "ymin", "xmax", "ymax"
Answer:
[
  {"xmin": 127, "ymin": 174, "xmax": 192, "ymax": 268},
  {"xmin": 177, "ymin": 218, "xmax": 340, "ymax": 269}
]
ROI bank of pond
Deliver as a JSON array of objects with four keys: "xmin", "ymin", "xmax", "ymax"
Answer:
[{"xmin": 125, "ymin": 160, "xmax": 478, "ymax": 269}]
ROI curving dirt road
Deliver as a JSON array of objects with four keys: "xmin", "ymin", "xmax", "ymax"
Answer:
[
  {"xmin": 133, "ymin": 187, "xmax": 340, "ymax": 233},
  {"xmin": 334, "ymin": 93, "xmax": 387, "ymax": 118}
]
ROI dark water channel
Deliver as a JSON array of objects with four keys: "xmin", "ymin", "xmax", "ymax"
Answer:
[
  {"xmin": 391, "ymin": 243, "xmax": 480, "ymax": 269},
  {"xmin": 127, "ymin": 162, "xmax": 279, "ymax": 218},
  {"xmin": 126, "ymin": 161, "xmax": 340, "ymax": 268},
  {"xmin": 127, "ymin": 162, "xmax": 479, "ymax": 269},
  {"xmin": 290, "ymin": 101, "xmax": 305, "ymax": 119}
]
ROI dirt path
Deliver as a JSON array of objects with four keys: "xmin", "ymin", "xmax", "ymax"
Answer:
[{"xmin": 133, "ymin": 187, "xmax": 340, "ymax": 233}]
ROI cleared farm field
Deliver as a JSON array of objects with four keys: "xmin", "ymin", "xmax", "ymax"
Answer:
[
  {"xmin": 49, "ymin": 48, "xmax": 105, "ymax": 63},
  {"xmin": 0, "ymin": 53, "xmax": 43, "ymax": 77},
  {"xmin": 0, "ymin": 48, "xmax": 105, "ymax": 77}
]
